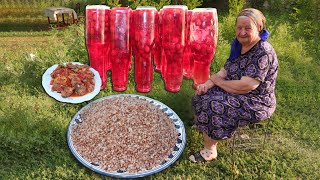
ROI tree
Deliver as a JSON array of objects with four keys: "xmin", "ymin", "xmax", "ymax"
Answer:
[{"xmin": 125, "ymin": 0, "xmax": 202, "ymax": 10}]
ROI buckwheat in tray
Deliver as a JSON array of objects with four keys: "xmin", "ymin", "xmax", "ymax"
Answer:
[{"xmin": 67, "ymin": 94, "xmax": 186, "ymax": 178}]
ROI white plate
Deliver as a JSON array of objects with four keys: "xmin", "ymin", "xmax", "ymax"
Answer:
[
  {"xmin": 67, "ymin": 94, "xmax": 186, "ymax": 178},
  {"xmin": 42, "ymin": 62, "xmax": 101, "ymax": 104}
]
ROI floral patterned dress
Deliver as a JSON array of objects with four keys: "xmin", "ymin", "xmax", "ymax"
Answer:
[{"xmin": 192, "ymin": 40, "xmax": 278, "ymax": 140}]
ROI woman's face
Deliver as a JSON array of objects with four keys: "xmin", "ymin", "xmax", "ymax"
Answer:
[{"xmin": 236, "ymin": 16, "xmax": 260, "ymax": 47}]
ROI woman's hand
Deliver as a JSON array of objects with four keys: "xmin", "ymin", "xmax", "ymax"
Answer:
[
  {"xmin": 195, "ymin": 68, "xmax": 227, "ymax": 96},
  {"xmin": 196, "ymin": 80, "xmax": 214, "ymax": 96},
  {"xmin": 196, "ymin": 84, "xmax": 209, "ymax": 95}
]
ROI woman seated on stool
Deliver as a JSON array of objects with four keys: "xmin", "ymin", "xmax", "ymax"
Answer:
[{"xmin": 189, "ymin": 8, "xmax": 278, "ymax": 162}]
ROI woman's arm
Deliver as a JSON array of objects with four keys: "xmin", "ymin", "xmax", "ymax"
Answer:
[
  {"xmin": 195, "ymin": 68, "xmax": 227, "ymax": 95},
  {"xmin": 216, "ymin": 67, "xmax": 227, "ymax": 79},
  {"xmin": 210, "ymin": 74, "xmax": 260, "ymax": 94}
]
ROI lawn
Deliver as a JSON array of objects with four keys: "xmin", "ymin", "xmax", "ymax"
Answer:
[{"xmin": 0, "ymin": 3, "xmax": 320, "ymax": 180}]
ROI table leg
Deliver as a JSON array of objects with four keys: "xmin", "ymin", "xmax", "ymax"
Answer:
[
  {"xmin": 47, "ymin": 17, "xmax": 50, "ymax": 24},
  {"xmin": 62, "ymin": 14, "xmax": 65, "ymax": 25},
  {"xmin": 72, "ymin": 13, "xmax": 75, "ymax": 24},
  {"xmin": 57, "ymin": 16, "xmax": 60, "ymax": 27}
]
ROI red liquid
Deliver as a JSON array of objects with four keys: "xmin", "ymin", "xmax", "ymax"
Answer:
[
  {"xmin": 132, "ymin": 7, "xmax": 156, "ymax": 92},
  {"xmin": 104, "ymin": 9, "xmax": 111, "ymax": 71},
  {"xmin": 163, "ymin": 53, "xmax": 183, "ymax": 92},
  {"xmin": 161, "ymin": 48, "xmax": 166, "ymax": 78},
  {"xmin": 153, "ymin": 10, "xmax": 162, "ymax": 72},
  {"xmin": 183, "ymin": 10, "xmax": 193, "ymax": 79},
  {"xmin": 193, "ymin": 60, "xmax": 210, "ymax": 89},
  {"xmin": 86, "ymin": 7, "xmax": 109, "ymax": 90},
  {"xmin": 153, "ymin": 43, "xmax": 162, "ymax": 72},
  {"xmin": 190, "ymin": 9, "xmax": 218, "ymax": 88},
  {"xmin": 110, "ymin": 7, "xmax": 132, "ymax": 91},
  {"xmin": 161, "ymin": 6, "xmax": 187, "ymax": 92},
  {"xmin": 129, "ymin": 11, "xmax": 134, "ymax": 71},
  {"xmin": 183, "ymin": 47, "xmax": 193, "ymax": 79}
]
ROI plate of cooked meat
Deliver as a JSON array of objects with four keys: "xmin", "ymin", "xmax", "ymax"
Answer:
[
  {"xmin": 67, "ymin": 94, "xmax": 186, "ymax": 178},
  {"xmin": 42, "ymin": 62, "xmax": 101, "ymax": 104}
]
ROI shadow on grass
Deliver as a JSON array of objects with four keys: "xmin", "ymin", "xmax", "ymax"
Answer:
[
  {"xmin": 0, "ymin": 22, "xmax": 50, "ymax": 32},
  {"xmin": 0, "ymin": 64, "xmax": 15, "ymax": 87},
  {"xmin": 18, "ymin": 58, "xmax": 52, "ymax": 96},
  {"xmin": 0, "ymin": 114, "xmax": 95, "ymax": 178},
  {"xmin": 146, "ymin": 77, "xmax": 195, "ymax": 127}
]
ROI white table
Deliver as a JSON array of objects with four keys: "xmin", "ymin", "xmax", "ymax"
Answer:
[{"xmin": 44, "ymin": 7, "xmax": 78, "ymax": 25}]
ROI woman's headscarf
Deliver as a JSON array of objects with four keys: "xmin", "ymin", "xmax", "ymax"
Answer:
[{"xmin": 228, "ymin": 8, "xmax": 270, "ymax": 62}]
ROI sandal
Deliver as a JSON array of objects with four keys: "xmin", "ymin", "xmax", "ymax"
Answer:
[{"xmin": 189, "ymin": 151, "xmax": 207, "ymax": 163}]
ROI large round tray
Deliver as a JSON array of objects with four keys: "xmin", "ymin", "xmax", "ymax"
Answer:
[{"xmin": 67, "ymin": 94, "xmax": 186, "ymax": 178}]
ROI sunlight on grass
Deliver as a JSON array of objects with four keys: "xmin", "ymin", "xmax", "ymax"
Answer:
[
  {"xmin": 0, "ymin": 3, "xmax": 319, "ymax": 179},
  {"xmin": 269, "ymin": 134, "xmax": 320, "ymax": 177}
]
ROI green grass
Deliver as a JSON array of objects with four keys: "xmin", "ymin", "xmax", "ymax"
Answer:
[{"xmin": 1, "ymin": 6, "xmax": 320, "ymax": 180}]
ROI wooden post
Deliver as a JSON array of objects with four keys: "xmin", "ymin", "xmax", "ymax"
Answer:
[
  {"xmin": 72, "ymin": 12, "xmax": 75, "ymax": 24},
  {"xmin": 56, "ymin": 15, "xmax": 60, "ymax": 27},
  {"xmin": 62, "ymin": 13, "xmax": 65, "ymax": 25}
]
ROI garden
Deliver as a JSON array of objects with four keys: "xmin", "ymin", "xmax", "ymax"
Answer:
[{"xmin": 0, "ymin": 0, "xmax": 319, "ymax": 179}]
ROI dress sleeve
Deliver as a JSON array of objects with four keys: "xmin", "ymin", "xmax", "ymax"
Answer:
[
  {"xmin": 244, "ymin": 54, "xmax": 270, "ymax": 82},
  {"xmin": 224, "ymin": 60, "xmax": 231, "ymax": 72}
]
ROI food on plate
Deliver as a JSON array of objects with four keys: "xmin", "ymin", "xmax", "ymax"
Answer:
[
  {"xmin": 50, "ymin": 63, "xmax": 95, "ymax": 97},
  {"xmin": 71, "ymin": 96, "xmax": 178, "ymax": 173}
]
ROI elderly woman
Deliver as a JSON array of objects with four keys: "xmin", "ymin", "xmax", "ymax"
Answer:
[{"xmin": 189, "ymin": 8, "xmax": 278, "ymax": 162}]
